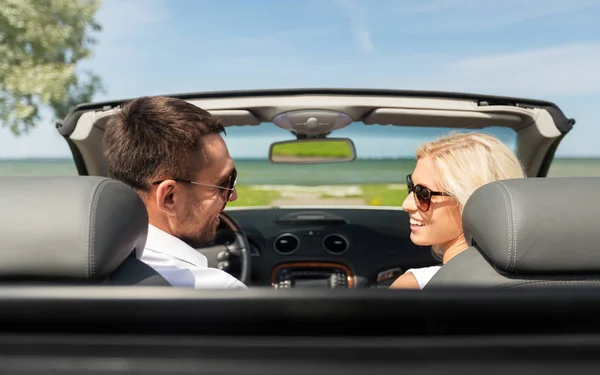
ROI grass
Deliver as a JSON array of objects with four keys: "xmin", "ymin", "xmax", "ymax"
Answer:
[
  {"xmin": 272, "ymin": 141, "xmax": 353, "ymax": 158},
  {"xmin": 361, "ymin": 184, "xmax": 408, "ymax": 206},
  {"xmin": 228, "ymin": 183, "xmax": 409, "ymax": 207},
  {"xmin": 227, "ymin": 185, "xmax": 281, "ymax": 207}
]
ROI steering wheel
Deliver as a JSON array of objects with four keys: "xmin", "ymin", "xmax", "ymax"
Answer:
[{"xmin": 195, "ymin": 212, "xmax": 252, "ymax": 285}]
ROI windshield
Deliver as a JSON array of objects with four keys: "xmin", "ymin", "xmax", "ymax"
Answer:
[{"xmin": 223, "ymin": 123, "xmax": 518, "ymax": 207}]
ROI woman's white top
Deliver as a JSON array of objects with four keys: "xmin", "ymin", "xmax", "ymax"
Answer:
[{"xmin": 405, "ymin": 265, "xmax": 442, "ymax": 289}]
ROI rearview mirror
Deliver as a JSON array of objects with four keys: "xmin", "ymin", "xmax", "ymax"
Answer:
[{"xmin": 269, "ymin": 138, "xmax": 357, "ymax": 164}]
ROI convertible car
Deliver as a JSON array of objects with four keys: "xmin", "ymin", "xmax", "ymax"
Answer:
[
  {"xmin": 56, "ymin": 88, "xmax": 577, "ymax": 288},
  {"xmin": 2, "ymin": 89, "xmax": 600, "ymax": 373}
]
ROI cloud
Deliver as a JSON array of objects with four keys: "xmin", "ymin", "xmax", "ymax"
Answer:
[
  {"xmin": 77, "ymin": 0, "xmax": 172, "ymax": 100},
  {"xmin": 401, "ymin": 0, "xmax": 479, "ymax": 14},
  {"xmin": 396, "ymin": 0, "xmax": 600, "ymax": 32},
  {"xmin": 382, "ymin": 42, "xmax": 600, "ymax": 98},
  {"xmin": 98, "ymin": 40, "xmax": 600, "ymax": 100},
  {"xmin": 334, "ymin": 0, "xmax": 373, "ymax": 53},
  {"xmin": 96, "ymin": 0, "xmax": 170, "ymax": 40},
  {"xmin": 217, "ymin": 36, "xmax": 290, "ymax": 51},
  {"xmin": 218, "ymin": 28, "xmax": 338, "ymax": 51}
]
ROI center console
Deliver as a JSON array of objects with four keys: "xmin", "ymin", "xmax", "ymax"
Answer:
[{"xmin": 271, "ymin": 262, "xmax": 354, "ymax": 289}]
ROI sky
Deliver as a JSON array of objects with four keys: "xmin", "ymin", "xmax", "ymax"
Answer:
[{"xmin": 1, "ymin": 0, "xmax": 599, "ymax": 158}]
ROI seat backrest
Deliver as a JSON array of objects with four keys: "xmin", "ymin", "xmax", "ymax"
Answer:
[
  {"xmin": 0, "ymin": 176, "xmax": 170, "ymax": 286},
  {"xmin": 426, "ymin": 177, "xmax": 600, "ymax": 289}
]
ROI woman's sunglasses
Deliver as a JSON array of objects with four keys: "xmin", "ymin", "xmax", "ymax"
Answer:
[
  {"xmin": 152, "ymin": 168, "xmax": 238, "ymax": 201},
  {"xmin": 406, "ymin": 174, "xmax": 451, "ymax": 212}
]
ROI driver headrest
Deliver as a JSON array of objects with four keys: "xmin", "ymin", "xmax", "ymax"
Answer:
[
  {"xmin": 463, "ymin": 177, "xmax": 600, "ymax": 274},
  {"xmin": 0, "ymin": 176, "xmax": 148, "ymax": 280}
]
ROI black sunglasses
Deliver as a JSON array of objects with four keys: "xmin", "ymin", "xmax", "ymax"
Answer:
[
  {"xmin": 152, "ymin": 168, "xmax": 237, "ymax": 201},
  {"xmin": 406, "ymin": 174, "xmax": 451, "ymax": 212}
]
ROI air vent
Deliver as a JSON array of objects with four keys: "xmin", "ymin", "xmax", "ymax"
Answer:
[
  {"xmin": 323, "ymin": 234, "xmax": 349, "ymax": 254},
  {"xmin": 273, "ymin": 233, "xmax": 299, "ymax": 254}
]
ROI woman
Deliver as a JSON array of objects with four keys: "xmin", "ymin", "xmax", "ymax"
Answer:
[{"xmin": 390, "ymin": 132, "xmax": 525, "ymax": 289}]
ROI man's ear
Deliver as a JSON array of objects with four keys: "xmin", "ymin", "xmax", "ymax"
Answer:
[{"xmin": 154, "ymin": 180, "xmax": 179, "ymax": 216}]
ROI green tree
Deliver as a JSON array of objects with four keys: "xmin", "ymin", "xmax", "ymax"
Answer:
[{"xmin": 0, "ymin": 0, "xmax": 104, "ymax": 136}]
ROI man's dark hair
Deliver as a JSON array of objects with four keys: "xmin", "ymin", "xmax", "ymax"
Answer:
[{"xmin": 103, "ymin": 96, "xmax": 226, "ymax": 192}]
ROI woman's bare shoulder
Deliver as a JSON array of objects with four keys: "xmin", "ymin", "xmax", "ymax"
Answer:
[{"xmin": 389, "ymin": 272, "xmax": 420, "ymax": 289}]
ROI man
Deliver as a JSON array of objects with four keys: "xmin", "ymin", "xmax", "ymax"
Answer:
[{"xmin": 103, "ymin": 96, "xmax": 246, "ymax": 289}]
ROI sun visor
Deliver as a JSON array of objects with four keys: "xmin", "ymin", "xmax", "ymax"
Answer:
[
  {"xmin": 363, "ymin": 108, "xmax": 528, "ymax": 129},
  {"xmin": 209, "ymin": 110, "xmax": 261, "ymax": 126},
  {"xmin": 91, "ymin": 109, "xmax": 261, "ymax": 130}
]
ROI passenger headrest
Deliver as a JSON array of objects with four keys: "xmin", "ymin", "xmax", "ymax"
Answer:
[
  {"xmin": 463, "ymin": 177, "xmax": 600, "ymax": 274},
  {"xmin": 0, "ymin": 177, "xmax": 148, "ymax": 280}
]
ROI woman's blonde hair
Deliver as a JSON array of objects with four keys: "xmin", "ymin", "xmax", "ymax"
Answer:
[{"xmin": 416, "ymin": 132, "xmax": 526, "ymax": 257}]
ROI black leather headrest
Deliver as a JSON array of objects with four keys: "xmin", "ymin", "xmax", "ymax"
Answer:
[
  {"xmin": 0, "ymin": 176, "xmax": 148, "ymax": 280},
  {"xmin": 463, "ymin": 177, "xmax": 600, "ymax": 274}
]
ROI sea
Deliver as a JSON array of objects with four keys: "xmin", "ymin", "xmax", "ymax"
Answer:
[{"xmin": 0, "ymin": 158, "xmax": 598, "ymax": 185}]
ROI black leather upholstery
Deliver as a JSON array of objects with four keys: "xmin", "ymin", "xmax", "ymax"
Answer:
[{"xmin": 0, "ymin": 176, "xmax": 170, "ymax": 286}]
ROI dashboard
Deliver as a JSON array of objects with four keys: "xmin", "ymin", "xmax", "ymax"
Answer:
[{"xmin": 216, "ymin": 207, "xmax": 439, "ymax": 288}]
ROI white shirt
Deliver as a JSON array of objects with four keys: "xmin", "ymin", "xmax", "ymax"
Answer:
[
  {"xmin": 405, "ymin": 265, "xmax": 442, "ymax": 289},
  {"xmin": 140, "ymin": 224, "xmax": 247, "ymax": 289}
]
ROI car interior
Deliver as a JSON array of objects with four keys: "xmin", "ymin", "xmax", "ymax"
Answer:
[
  {"xmin": 3, "ymin": 89, "xmax": 600, "ymax": 374},
  {"xmin": 57, "ymin": 88, "xmax": 574, "ymax": 289}
]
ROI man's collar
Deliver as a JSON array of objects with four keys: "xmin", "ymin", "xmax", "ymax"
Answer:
[{"xmin": 145, "ymin": 224, "xmax": 208, "ymax": 267}]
